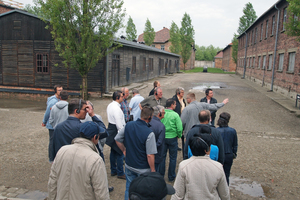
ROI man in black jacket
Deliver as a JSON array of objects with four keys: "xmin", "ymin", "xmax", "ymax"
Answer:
[
  {"xmin": 200, "ymin": 88, "xmax": 217, "ymax": 126},
  {"xmin": 184, "ymin": 110, "xmax": 225, "ymax": 165}
]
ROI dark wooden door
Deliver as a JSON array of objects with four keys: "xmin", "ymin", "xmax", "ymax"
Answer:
[{"xmin": 111, "ymin": 54, "xmax": 120, "ymax": 87}]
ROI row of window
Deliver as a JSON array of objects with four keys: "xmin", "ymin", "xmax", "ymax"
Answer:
[
  {"xmin": 36, "ymin": 53, "xmax": 178, "ymax": 75},
  {"xmin": 131, "ymin": 56, "xmax": 178, "ymax": 74},
  {"xmin": 152, "ymin": 44, "xmax": 165, "ymax": 50},
  {"xmin": 239, "ymin": 6, "xmax": 296, "ymax": 49},
  {"xmin": 238, "ymin": 51, "xmax": 296, "ymax": 73}
]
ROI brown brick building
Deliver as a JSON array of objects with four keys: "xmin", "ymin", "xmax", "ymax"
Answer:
[
  {"xmin": 221, "ymin": 43, "xmax": 236, "ymax": 72},
  {"xmin": 138, "ymin": 27, "xmax": 195, "ymax": 70},
  {"xmin": 237, "ymin": 0, "xmax": 300, "ymax": 98},
  {"xmin": 0, "ymin": 1, "xmax": 15, "ymax": 14},
  {"xmin": 214, "ymin": 51, "xmax": 223, "ymax": 69}
]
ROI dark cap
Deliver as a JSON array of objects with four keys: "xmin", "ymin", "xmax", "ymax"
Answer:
[
  {"xmin": 80, "ymin": 121, "xmax": 104, "ymax": 138},
  {"xmin": 129, "ymin": 172, "xmax": 175, "ymax": 200}
]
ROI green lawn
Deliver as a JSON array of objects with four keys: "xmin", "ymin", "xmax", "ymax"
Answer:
[{"xmin": 181, "ymin": 67, "xmax": 235, "ymax": 74}]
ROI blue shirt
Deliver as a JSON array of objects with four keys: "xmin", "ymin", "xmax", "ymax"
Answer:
[
  {"xmin": 42, "ymin": 95, "xmax": 59, "ymax": 130},
  {"xmin": 129, "ymin": 94, "xmax": 144, "ymax": 121},
  {"xmin": 188, "ymin": 144, "xmax": 219, "ymax": 161}
]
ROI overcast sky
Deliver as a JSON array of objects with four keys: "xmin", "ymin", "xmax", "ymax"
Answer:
[{"xmin": 14, "ymin": 0, "xmax": 277, "ymax": 49}]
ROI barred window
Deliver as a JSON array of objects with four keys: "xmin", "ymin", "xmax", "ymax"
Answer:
[{"xmin": 36, "ymin": 54, "xmax": 49, "ymax": 73}]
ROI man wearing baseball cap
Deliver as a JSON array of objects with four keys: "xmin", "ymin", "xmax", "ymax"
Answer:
[
  {"xmin": 48, "ymin": 121, "xmax": 110, "ymax": 200},
  {"xmin": 129, "ymin": 172, "xmax": 175, "ymax": 200}
]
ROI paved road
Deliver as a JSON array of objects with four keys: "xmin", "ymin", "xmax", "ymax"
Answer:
[{"xmin": 1, "ymin": 72, "xmax": 300, "ymax": 199}]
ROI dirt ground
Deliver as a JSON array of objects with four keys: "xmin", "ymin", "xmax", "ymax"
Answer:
[{"xmin": 1, "ymin": 72, "xmax": 300, "ymax": 200}]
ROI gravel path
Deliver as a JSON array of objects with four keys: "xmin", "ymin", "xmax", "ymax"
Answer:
[{"xmin": 1, "ymin": 72, "xmax": 300, "ymax": 200}]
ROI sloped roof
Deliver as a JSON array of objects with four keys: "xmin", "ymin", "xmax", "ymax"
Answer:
[
  {"xmin": 116, "ymin": 38, "xmax": 179, "ymax": 57},
  {"xmin": 0, "ymin": 9, "xmax": 40, "ymax": 19},
  {"xmin": 222, "ymin": 43, "xmax": 232, "ymax": 51},
  {"xmin": 214, "ymin": 51, "xmax": 223, "ymax": 58},
  {"xmin": 137, "ymin": 27, "xmax": 170, "ymax": 44},
  {"xmin": 237, "ymin": 0, "xmax": 283, "ymax": 39},
  {"xmin": 0, "ymin": 10, "xmax": 180, "ymax": 58}
]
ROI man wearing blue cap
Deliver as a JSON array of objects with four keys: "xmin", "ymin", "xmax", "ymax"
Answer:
[{"xmin": 48, "ymin": 121, "xmax": 110, "ymax": 200}]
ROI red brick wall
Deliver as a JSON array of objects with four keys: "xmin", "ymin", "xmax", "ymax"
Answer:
[
  {"xmin": 0, "ymin": 4, "xmax": 14, "ymax": 14},
  {"xmin": 215, "ymin": 58, "xmax": 222, "ymax": 69},
  {"xmin": 222, "ymin": 46, "xmax": 236, "ymax": 72},
  {"xmin": 237, "ymin": 0, "xmax": 300, "ymax": 95}
]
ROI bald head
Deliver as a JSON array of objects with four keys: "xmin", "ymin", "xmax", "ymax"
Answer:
[
  {"xmin": 122, "ymin": 87, "xmax": 129, "ymax": 99},
  {"xmin": 186, "ymin": 92, "xmax": 196, "ymax": 104}
]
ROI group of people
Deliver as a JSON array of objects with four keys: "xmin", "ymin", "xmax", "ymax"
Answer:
[{"xmin": 41, "ymin": 81, "xmax": 238, "ymax": 200}]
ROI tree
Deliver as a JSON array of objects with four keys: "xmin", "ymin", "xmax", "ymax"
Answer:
[
  {"xmin": 180, "ymin": 13, "xmax": 195, "ymax": 70},
  {"xmin": 37, "ymin": 0, "xmax": 125, "ymax": 99},
  {"xmin": 237, "ymin": 2, "xmax": 257, "ymax": 35},
  {"xmin": 24, "ymin": 0, "xmax": 45, "ymax": 18},
  {"xmin": 286, "ymin": 0, "xmax": 300, "ymax": 41},
  {"xmin": 233, "ymin": 2, "xmax": 257, "ymax": 66},
  {"xmin": 126, "ymin": 16, "xmax": 137, "ymax": 41},
  {"xmin": 231, "ymin": 33, "xmax": 238, "ymax": 64},
  {"xmin": 143, "ymin": 18, "xmax": 155, "ymax": 46},
  {"xmin": 169, "ymin": 21, "xmax": 181, "ymax": 54},
  {"xmin": 195, "ymin": 45, "xmax": 221, "ymax": 61}
]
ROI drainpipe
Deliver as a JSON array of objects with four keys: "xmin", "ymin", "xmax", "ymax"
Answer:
[
  {"xmin": 105, "ymin": 48, "xmax": 109, "ymax": 93},
  {"xmin": 242, "ymin": 32, "xmax": 248, "ymax": 79},
  {"xmin": 270, "ymin": 4, "xmax": 280, "ymax": 92}
]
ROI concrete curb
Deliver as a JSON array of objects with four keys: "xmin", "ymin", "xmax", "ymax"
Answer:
[{"xmin": 233, "ymin": 75, "xmax": 300, "ymax": 117}]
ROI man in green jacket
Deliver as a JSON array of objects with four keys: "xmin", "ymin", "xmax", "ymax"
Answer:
[{"xmin": 161, "ymin": 98, "xmax": 183, "ymax": 182}]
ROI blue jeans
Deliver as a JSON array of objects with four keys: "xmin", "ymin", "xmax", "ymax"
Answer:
[
  {"xmin": 124, "ymin": 167, "xmax": 139, "ymax": 200},
  {"xmin": 160, "ymin": 137, "xmax": 178, "ymax": 181},
  {"xmin": 110, "ymin": 148, "xmax": 124, "ymax": 176},
  {"xmin": 223, "ymin": 153, "xmax": 234, "ymax": 185},
  {"xmin": 48, "ymin": 129, "xmax": 54, "ymax": 162}
]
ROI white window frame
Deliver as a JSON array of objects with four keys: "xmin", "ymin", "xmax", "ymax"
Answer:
[
  {"xmin": 287, "ymin": 52, "xmax": 295, "ymax": 72},
  {"xmin": 268, "ymin": 54, "xmax": 273, "ymax": 70},
  {"xmin": 278, "ymin": 53, "xmax": 284, "ymax": 71}
]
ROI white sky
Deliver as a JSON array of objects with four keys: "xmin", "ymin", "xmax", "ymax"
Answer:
[{"xmin": 13, "ymin": 0, "xmax": 277, "ymax": 49}]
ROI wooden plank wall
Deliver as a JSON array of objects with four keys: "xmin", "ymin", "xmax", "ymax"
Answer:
[
  {"xmin": 50, "ymin": 42, "xmax": 68, "ymax": 88},
  {"xmin": 18, "ymin": 40, "xmax": 34, "ymax": 86},
  {"xmin": 0, "ymin": 40, "xmax": 2, "ymax": 84},
  {"xmin": 34, "ymin": 40, "xmax": 50, "ymax": 87},
  {"xmin": 2, "ymin": 40, "xmax": 18, "ymax": 85}
]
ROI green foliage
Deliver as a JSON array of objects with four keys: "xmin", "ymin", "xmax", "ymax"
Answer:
[
  {"xmin": 180, "ymin": 13, "xmax": 195, "ymax": 70},
  {"xmin": 182, "ymin": 67, "xmax": 235, "ymax": 74},
  {"xmin": 126, "ymin": 16, "xmax": 137, "ymax": 41},
  {"xmin": 24, "ymin": 0, "xmax": 45, "ymax": 18},
  {"xmin": 143, "ymin": 18, "xmax": 155, "ymax": 46},
  {"xmin": 195, "ymin": 45, "xmax": 221, "ymax": 61},
  {"xmin": 231, "ymin": 33, "xmax": 238, "ymax": 64},
  {"xmin": 237, "ymin": 2, "xmax": 257, "ymax": 35},
  {"xmin": 169, "ymin": 21, "xmax": 181, "ymax": 54},
  {"xmin": 286, "ymin": 0, "xmax": 300, "ymax": 41},
  {"xmin": 37, "ymin": 0, "xmax": 125, "ymax": 99}
]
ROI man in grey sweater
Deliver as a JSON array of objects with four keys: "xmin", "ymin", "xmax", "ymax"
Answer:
[
  {"xmin": 49, "ymin": 91, "xmax": 69, "ymax": 129},
  {"xmin": 181, "ymin": 92, "xmax": 228, "ymax": 137}
]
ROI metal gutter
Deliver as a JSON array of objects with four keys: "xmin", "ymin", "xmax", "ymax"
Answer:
[{"xmin": 271, "ymin": 4, "xmax": 281, "ymax": 91}]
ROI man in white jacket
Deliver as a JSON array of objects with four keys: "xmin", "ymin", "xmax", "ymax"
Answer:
[
  {"xmin": 171, "ymin": 134, "xmax": 230, "ymax": 200},
  {"xmin": 48, "ymin": 121, "xmax": 110, "ymax": 200}
]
